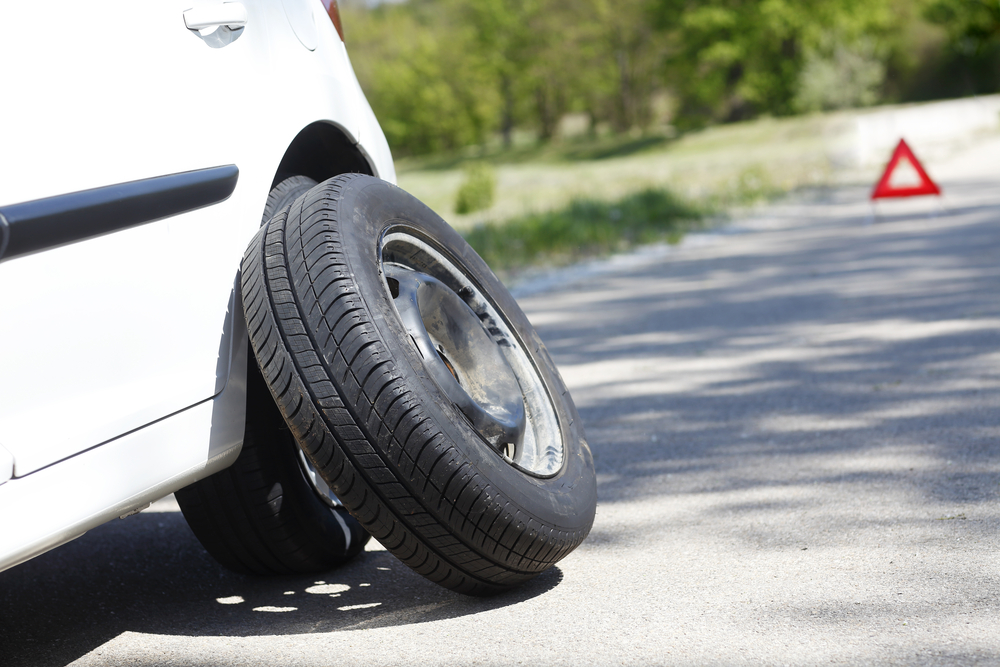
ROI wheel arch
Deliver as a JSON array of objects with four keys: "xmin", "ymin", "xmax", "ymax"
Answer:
[{"xmin": 270, "ymin": 121, "xmax": 374, "ymax": 192}]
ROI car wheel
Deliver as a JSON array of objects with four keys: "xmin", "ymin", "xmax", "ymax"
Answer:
[
  {"xmin": 241, "ymin": 174, "xmax": 596, "ymax": 595},
  {"xmin": 175, "ymin": 176, "xmax": 370, "ymax": 575}
]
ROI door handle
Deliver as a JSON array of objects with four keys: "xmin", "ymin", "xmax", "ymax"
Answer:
[{"xmin": 183, "ymin": 2, "xmax": 248, "ymax": 31}]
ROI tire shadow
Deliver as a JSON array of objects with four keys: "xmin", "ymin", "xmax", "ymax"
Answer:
[{"xmin": 0, "ymin": 510, "xmax": 562, "ymax": 667}]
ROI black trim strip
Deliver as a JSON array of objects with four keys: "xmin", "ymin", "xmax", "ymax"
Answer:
[{"xmin": 0, "ymin": 165, "xmax": 239, "ymax": 262}]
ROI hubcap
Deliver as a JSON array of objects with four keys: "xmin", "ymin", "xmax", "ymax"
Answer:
[
  {"xmin": 387, "ymin": 265, "xmax": 527, "ymax": 458},
  {"xmin": 381, "ymin": 231, "xmax": 564, "ymax": 477}
]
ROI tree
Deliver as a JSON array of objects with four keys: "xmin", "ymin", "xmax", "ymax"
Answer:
[
  {"xmin": 924, "ymin": 0, "xmax": 1000, "ymax": 55},
  {"xmin": 338, "ymin": 0, "xmax": 986, "ymax": 157},
  {"xmin": 449, "ymin": 0, "xmax": 543, "ymax": 146},
  {"xmin": 582, "ymin": 0, "xmax": 667, "ymax": 132},
  {"xmin": 343, "ymin": 1, "xmax": 499, "ymax": 155},
  {"xmin": 921, "ymin": 0, "xmax": 1000, "ymax": 95},
  {"xmin": 653, "ymin": 0, "xmax": 895, "ymax": 125}
]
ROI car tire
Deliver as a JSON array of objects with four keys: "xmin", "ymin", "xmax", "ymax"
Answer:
[
  {"xmin": 241, "ymin": 173, "xmax": 596, "ymax": 595},
  {"xmin": 261, "ymin": 175, "xmax": 317, "ymax": 225},
  {"xmin": 175, "ymin": 175, "xmax": 370, "ymax": 575}
]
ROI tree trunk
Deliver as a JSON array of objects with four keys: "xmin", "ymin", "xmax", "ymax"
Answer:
[
  {"xmin": 501, "ymin": 74, "xmax": 514, "ymax": 149},
  {"xmin": 616, "ymin": 48, "xmax": 632, "ymax": 132},
  {"xmin": 536, "ymin": 85, "xmax": 554, "ymax": 141}
]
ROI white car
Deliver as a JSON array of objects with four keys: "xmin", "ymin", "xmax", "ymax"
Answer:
[{"xmin": 0, "ymin": 0, "xmax": 595, "ymax": 595}]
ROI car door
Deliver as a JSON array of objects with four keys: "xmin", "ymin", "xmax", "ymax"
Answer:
[{"xmin": 0, "ymin": 0, "xmax": 273, "ymax": 476}]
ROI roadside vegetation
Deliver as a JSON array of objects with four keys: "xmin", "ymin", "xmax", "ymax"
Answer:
[
  {"xmin": 340, "ymin": 0, "xmax": 1000, "ymax": 271},
  {"xmin": 396, "ymin": 112, "xmax": 827, "ymax": 221},
  {"xmin": 465, "ymin": 187, "xmax": 703, "ymax": 273},
  {"xmin": 344, "ymin": 0, "xmax": 1000, "ymax": 157}
]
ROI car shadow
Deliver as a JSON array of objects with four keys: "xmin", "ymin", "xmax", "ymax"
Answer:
[{"xmin": 0, "ymin": 511, "xmax": 561, "ymax": 667}]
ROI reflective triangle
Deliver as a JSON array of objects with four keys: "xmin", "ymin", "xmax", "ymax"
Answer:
[{"xmin": 871, "ymin": 139, "xmax": 941, "ymax": 199}]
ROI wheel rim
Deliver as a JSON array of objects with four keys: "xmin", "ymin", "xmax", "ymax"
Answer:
[
  {"xmin": 380, "ymin": 230, "xmax": 564, "ymax": 477},
  {"xmin": 296, "ymin": 448, "xmax": 342, "ymax": 508}
]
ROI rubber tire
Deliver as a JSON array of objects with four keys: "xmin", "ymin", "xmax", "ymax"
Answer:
[
  {"xmin": 241, "ymin": 173, "xmax": 596, "ymax": 595},
  {"xmin": 175, "ymin": 175, "xmax": 370, "ymax": 575},
  {"xmin": 261, "ymin": 175, "xmax": 317, "ymax": 225}
]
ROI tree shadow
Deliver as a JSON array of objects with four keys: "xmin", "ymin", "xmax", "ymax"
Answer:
[
  {"xmin": 0, "ymin": 512, "xmax": 561, "ymax": 667},
  {"xmin": 395, "ymin": 133, "xmax": 676, "ymax": 172},
  {"xmin": 519, "ymin": 189, "xmax": 1000, "ymax": 514},
  {"xmin": 559, "ymin": 135, "xmax": 673, "ymax": 161}
]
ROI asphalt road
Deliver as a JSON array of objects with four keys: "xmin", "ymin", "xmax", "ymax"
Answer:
[{"xmin": 2, "ymin": 138, "xmax": 999, "ymax": 666}]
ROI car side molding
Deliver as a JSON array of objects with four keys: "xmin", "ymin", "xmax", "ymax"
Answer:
[{"xmin": 0, "ymin": 164, "xmax": 239, "ymax": 263}]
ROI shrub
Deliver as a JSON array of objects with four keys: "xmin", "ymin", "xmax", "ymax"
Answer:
[
  {"xmin": 463, "ymin": 187, "xmax": 703, "ymax": 271},
  {"xmin": 455, "ymin": 162, "xmax": 497, "ymax": 214}
]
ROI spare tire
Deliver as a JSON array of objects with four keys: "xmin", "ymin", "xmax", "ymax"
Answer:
[{"xmin": 241, "ymin": 174, "xmax": 596, "ymax": 595}]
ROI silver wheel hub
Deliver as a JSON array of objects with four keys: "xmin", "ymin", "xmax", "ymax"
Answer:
[
  {"xmin": 387, "ymin": 265, "xmax": 527, "ymax": 458},
  {"xmin": 381, "ymin": 231, "xmax": 564, "ymax": 477}
]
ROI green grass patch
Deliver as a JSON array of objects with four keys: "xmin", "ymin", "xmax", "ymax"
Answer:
[{"xmin": 463, "ymin": 187, "xmax": 704, "ymax": 273}]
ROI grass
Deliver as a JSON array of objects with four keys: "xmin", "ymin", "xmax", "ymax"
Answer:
[
  {"xmin": 393, "ymin": 109, "xmax": 892, "ymax": 273},
  {"xmin": 398, "ymin": 114, "xmax": 838, "ymax": 235},
  {"xmin": 463, "ymin": 187, "xmax": 704, "ymax": 274}
]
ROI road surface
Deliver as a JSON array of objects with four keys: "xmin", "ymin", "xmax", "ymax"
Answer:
[{"xmin": 2, "ymin": 137, "xmax": 999, "ymax": 666}]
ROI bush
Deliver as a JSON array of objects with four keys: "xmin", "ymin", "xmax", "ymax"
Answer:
[
  {"xmin": 794, "ymin": 40, "xmax": 886, "ymax": 112},
  {"xmin": 454, "ymin": 162, "xmax": 497, "ymax": 214}
]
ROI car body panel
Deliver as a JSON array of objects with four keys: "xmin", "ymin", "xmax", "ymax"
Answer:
[
  {"xmin": 0, "ymin": 0, "xmax": 269, "ymax": 475},
  {"xmin": 0, "ymin": 443, "xmax": 12, "ymax": 486},
  {"xmin": 0, "ymin": 365, "xmax": 246, "ymax": 572},
  {"xmin": 0, "ymin": 0, "xmax": 395, "ymax": 569},
  {"xmin": 0, "ymin": 281, "xmax": 249, "ymax": 572},
  {"xmin": 0, "ymin": 0, "xmax": 393, "ymax": 477}
]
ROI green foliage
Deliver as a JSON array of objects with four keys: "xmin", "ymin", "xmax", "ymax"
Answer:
[
  {"xmin": 917, "ymin": 0, "xmax": 1000, "ymax": 96},
  {"xmin": 341, "ymin": 0, "xmax": 1000, "ymax": 157},
  {"xmin": 462, "ymin": 188, "xmax": 702, "ymax": 271},
  {"xmin": 714, "ymin": 165, "xmax": 783, "ymax": 206},
  {"xmin": 653, "ymin": 0, "xmax": 896, "ymax": 124},
  {"xmin": 454, "ymin": 162, "xmax": 497, "ymax": 214},
  {"xmin": 924, "ymin": 0, "xmax": 1000, "ymax": 55},
  {"xmin": 446, "ymin": 0, "xmax": 543, "ymax": 144},
  {"xmin": 343, "ymin": 2, "xmax": 499, "ymax": 156},
  {"xmin": 794, "ymin": 39, "xmax": 886, "ymax": 112}
]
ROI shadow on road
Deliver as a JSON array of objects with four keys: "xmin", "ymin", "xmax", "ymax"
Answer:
[
  {"xmin": 0, "ymin": 512, "xmax": 561, "ymax": 667},
  {"xmin": 523, "ymin": 191, "xmax": 999, "ymax": 513}
]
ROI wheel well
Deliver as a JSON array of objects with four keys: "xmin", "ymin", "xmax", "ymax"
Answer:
[
  {"xmin": 270, "ymin": 122, "xmax": 373, "ymax": 190},
  {"xmin": 257, "ymin": 123, "xmax": 373, "ymax": 431}
]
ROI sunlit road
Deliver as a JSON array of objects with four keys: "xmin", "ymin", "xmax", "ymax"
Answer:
[{"xmin": 3, "ymin": 138, "xmax": 999, "ymax": 666}]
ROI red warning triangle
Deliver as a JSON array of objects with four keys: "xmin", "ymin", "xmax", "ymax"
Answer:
[{"xmin": 871, "ymin": 139, "xmax": 941, "ymax": 200}]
